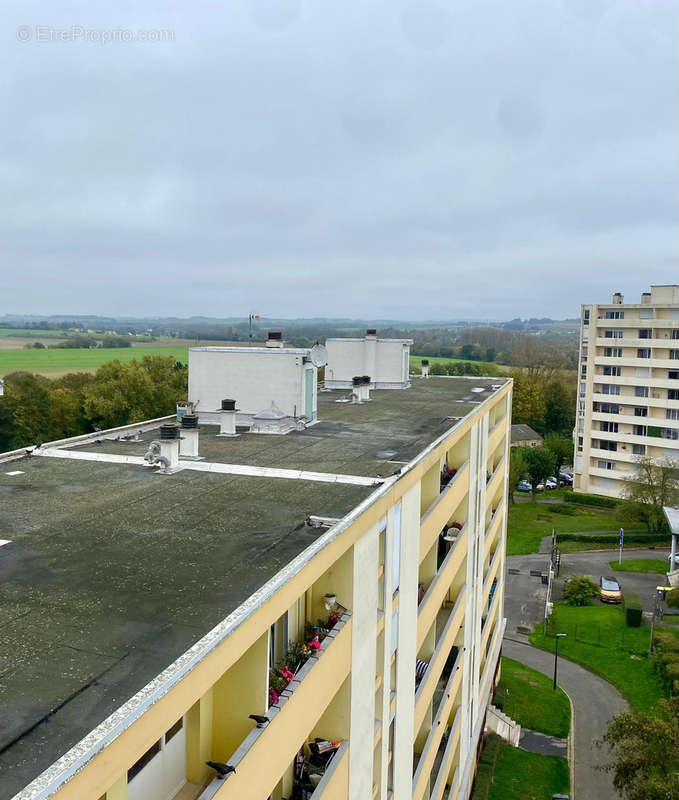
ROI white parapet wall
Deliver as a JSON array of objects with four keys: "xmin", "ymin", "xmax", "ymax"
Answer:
[
  {"xmin": 324, "ymin": 334, "xmax": 413, "ymax": 389},
  {"xmin": 188, "ymin": 347, "xmax": 318, "ymax": 427}
]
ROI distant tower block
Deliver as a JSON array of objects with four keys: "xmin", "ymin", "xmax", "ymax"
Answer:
[{"xmin": 218, "ymin": 399, "xmax": 238, "ymax": 437}]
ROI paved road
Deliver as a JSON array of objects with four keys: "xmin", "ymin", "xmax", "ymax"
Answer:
[{"xmin": 504, "ymin": 638, "xmax": 627, "ymax": 800}]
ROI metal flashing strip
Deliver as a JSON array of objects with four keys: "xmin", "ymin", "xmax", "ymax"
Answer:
[{"xmin": 32, "ymin": 447, "xmax": 383, "ymax": 487}]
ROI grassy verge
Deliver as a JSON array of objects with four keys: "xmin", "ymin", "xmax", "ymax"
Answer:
[
  {"xmin": 530, "ymin": 603, "xmax": 678, "ymax": 710},
  {"xmin": 507, "ymin": 500, "xmax": 624, "ymax": 555},
  {"xmin": 484, "ymin": 741, "xmax": 569, "ymax": 800},
  {"xmin": 557, "ymin": 539, "xmax": 667, "ymax": 554},
  {"xmin": 610, "ymin": 559, "xmax": 668, "ymax": 574},
  {"xmin": 494, "ymin": 657, "xmax": 570, "ymax": 738}
]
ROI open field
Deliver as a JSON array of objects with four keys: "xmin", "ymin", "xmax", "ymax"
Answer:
[
  {"xmin": 530, "ymin": 603, "xmax": 678, "ymax": 710},
  {"xmin": 494, "ymin": 657, "xmax": 570, "ymax": 738}
]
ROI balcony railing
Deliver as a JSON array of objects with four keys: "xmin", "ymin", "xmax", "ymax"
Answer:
[
  {"xmin": 420, "ymin": 461, "xmax": 469, "ymax": 561},
  {"xmin": 483, "ymin": 498, "xmax": 504, "ymax": 561},
  {"xmin": 205, "ymin": 612, "xmax": 352, "ymax": 799},
  {"xmin": 429, "ymin": 707, "xmax": 462, "ymax": 800},
  {"xmin": 412, "ymin": 649, "xmax": 463, "ymax": 800},
  {"xmin": 309, "ymin": 739, "xmax": 349, "ymax": 799},
  {"xmin": 415, "ymin": 590, "xmax": 466, "ymax": 732}
]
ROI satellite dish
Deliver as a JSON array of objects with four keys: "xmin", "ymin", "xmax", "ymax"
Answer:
[{"xmin": 309, "ymin": 344, "xmax": 328, "ymax": 367}]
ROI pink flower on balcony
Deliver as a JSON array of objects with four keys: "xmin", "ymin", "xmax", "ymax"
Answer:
[
  {"xmin": 268, "ymin": 687, "xmax": 279, "ymax": 706},
  {"xmin": 307, "ymin": 637, "xmax": 321, "ymax": 651},
  {"xmin": 279, "ymin": 666, "xmax": 295, "ymax": 684}
]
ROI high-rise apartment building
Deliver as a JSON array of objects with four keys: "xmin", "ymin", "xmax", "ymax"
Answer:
[
  {"xmin": 0, "ymin": 362, "xmax": 511, "ymax": 800},
  {"xmin": 574, "ymin": 284, "xmax": 679, "ymax": 498}
]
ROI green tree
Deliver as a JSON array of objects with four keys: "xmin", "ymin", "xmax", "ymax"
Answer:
[
  {"xmin": 563, "ymin": 575, "xmax": 599, "ymax": 606},
  {"xmin": 544, "ymin": 434, "xmax": 573, "ymax": 480},
  {"xmin": 620, "ymin": 457, "xmax": 679, "ymax": 534},
  {"xmin": 508, "ymin": 448, "xmax": 527, "ymax": 505},
  {"xmin": 510, "ymin": 371, "xmax": 546, "ymax": 433},
  {"xmin": 544, "ymin": 380, "xmax": 575, "ymax": 435},
  {"xmin": 522, "ymin": 445, "xmax": 555, "ymax": 497},
  {"xmin": 598, "ymin": 698, "xmax": 679, "ymax": 800}
]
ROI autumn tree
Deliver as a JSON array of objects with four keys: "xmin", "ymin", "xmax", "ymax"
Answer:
[{"xmin": 620, "ymin": 457, "xmax": 679, "ymax": 534}]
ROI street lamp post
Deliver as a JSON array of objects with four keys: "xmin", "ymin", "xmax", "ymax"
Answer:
[{"xmin": 553, "ymin": 633, "xmax": 567, "ymax": 690}]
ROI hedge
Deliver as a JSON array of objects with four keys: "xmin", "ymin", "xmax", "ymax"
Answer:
[
  {"xmin": 563, "ymin": 492, "xmax": 619, "ymax": 508},
  {"xmin": 548, "ymin": 504, "xmax": 578, "ymax": 516},
  {"xmin": 652, "ymin": 631, "xmax": 679, "ymax": 694}
]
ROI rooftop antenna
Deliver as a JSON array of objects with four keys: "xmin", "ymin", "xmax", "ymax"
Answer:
[{"xmin": 248, "ymin": 311, "xmax": 260, "ymax": 339}]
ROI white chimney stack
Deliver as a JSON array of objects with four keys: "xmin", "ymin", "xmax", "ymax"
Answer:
[
  {"xmin": 158, "ymin": 424, "xmax": 180, "ymax": 471},
  {"xmin": 352, "ymin": 375, "xmax": 371, "ymax": 402},
  {"xmin": 179, "ymin": 414, "xmax": 201, "ymax": 459},
  {"xmin": 218, "ymin": 398, "xmax": 238, "ymax": 437},
  {"xmin": 612, "ymin": 292, "xmax": 623, "ymax": 304},
  {"xmin": 421, "ymin": 359, "xmax": 430, "ymax": 378}
]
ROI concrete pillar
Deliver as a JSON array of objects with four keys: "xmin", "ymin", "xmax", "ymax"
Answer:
[
  {"xmin": 671, "ymin": 534, "xmax": 677, "ymax": 570},
  {"xmin": 186, "ymin": 689, "xmax": 214, "ymax": 785}
]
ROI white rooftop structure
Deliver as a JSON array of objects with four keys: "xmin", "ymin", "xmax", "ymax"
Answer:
[{"xmin": 324, "ymin": 329, "xmax": 413, "ymax": 390}]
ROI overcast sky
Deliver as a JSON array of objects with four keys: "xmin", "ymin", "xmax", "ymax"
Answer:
[{"xmin": 3, "ymin": 0, "xmax": 677, "ymax": 321}]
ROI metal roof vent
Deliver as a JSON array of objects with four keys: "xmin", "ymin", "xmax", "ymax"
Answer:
[
  {"xmin": 265, "ymin": 331, "xmax": 284, "ymax": 348},
  {"xmin": 218, "ymin": 398, "xmax": 238, "ymax": 437},
  {"xmin": 641, "ymin": 292, "xmax": 651, "ymax": 305},
  {"xmin": 251, "ymin": 402, "xmax": 296, "ymax": 434},
  {"xmin": 179, "ymin": 414, "xmax": 202, "ymax": 459},
  {"xmin": 159, "ymin": 424, "xmax": 180, "ymax": 440},
  {"xmin": 352, "ymin": 375, "xmax": 371, "ymax": 402},
  {"xmin": 421, "ymin": 359, "xmax": 430, "ymax": 378}
]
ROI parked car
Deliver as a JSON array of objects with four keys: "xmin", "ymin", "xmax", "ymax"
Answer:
[
  {"xmin": 516, "ymin": 480, "xmax": 532, "ymax": 493},
  {"xmin": 534, "ymin": 482, "xmax": 545, "ymax": 492},
  {"xmin": 545, "ymin": 477, "xmax": 558, "ymax": 490},
  {"xmin": 599, "ymin": 576, "xmax": 622, "ymax": 604},
  {"xmin": 559, "ymin": 472, "xmax": 573, "ymax": 485}
]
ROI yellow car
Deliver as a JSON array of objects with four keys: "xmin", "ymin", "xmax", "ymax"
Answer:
[{"xmin": 600, "ymin": 576, "xmax": 622, "ymax": 604}]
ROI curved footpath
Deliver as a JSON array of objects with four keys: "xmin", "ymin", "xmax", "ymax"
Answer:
[{"xmin": 503, "ymin": 638, "xmax": 627, "ymax": 800}]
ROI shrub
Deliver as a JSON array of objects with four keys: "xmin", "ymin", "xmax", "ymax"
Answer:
[
  {"xmin": 563, "ymin": 575, "xmax": 599, "ymax": 606},
  {"xmin": 564, "ymin": 492, "xmax": 619, "ymax": 508},
  {"xmin": 667, "ymin": 588, "xmax": 679, "ymax": 609},
  {"xmin": 548, "ymin": 504, "xmax": 578, "ymax": 516},
  {"xmin": 622, "ymin": 592, "xmax": 643, "ymax": 627}
]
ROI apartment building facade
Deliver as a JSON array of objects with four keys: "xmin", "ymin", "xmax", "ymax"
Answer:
[{"xmin": 574, "ymin": 284, "xmax": 679, "ymax": 498}]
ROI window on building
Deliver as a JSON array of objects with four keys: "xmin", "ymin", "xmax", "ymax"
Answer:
[
  {"xmin": 632, "ymin": 444, "xmax": 646, "ymax": 455},
  {"xmin": 165, "ymin": 718, "xmax": 183, "ymax": 743},
  {"xmin": 581, "ymin": 365, "xmax": 587, "ymax": 378},
  {"xmin": 577, "ymin": 436, "xmax": 583, "ymax": 453},
  {"xmin": 664, "ymin": 428, "xmax": 679, "ymax": 440},
  {"xmin": 670, "ymin": 350, "xmax": 679, "ymax": 360},
  {"xmin": 600, "ymin": 403, "xmax": 619, "ymax": 414},
  {"xmin": 605, "ymin": 310, "xmax": 624, "ymax": 319},
  {"xmin": 667, "ymin": 409, "xmax": 679, "ymax": 420},
  {"xmin": 600, "ymin": 421, "xmax": 619, "ymax": 433},
  {"xmin": 638, "ymin": 329, "xmax": 652, "ymax": 339},
  {"xmin": 669, "ymin": 371, "xmax": 679, "ymax": 380},
  {"xmin": 602, "ymin": 385, "xmax": 620, "ymax": 395},
  {"xmin": 639, "ymin": 309, "xmax": 653, "ymax": 319},
  {"xmin": 637, "ymin": 348, "xmax": 651, "ymax": 359},
  {"xmin": 634, "ymin": 425, "xmax": 647, "ymax": 436},
  {"xmin": 599, "ymin": 440, "xmax": 618, "ymax": 452},
  {"xmin": 634, "ymin": 407, "xmax": 648, "ymax": 417},
  {"xmin": 128, "ymin": 740, "xmax": 162, "ymax": 783},
  {"xmin": 603, "ymin": 365, "xmax": 621, "ymax": 376},
  {"xmin": 583, "ymin": 309, "xmax": 590, "ymax": 324},
  {"xmin": 604, "ymin": 347, "xmax": 622, "ymax": 357},
  {"xmin": 604, "ymin": 329, "xmax": 623, "ymax": 338},
  {"xmin": 635, "ymin": 386, "xmax": 649, "ymax": 398},
  {"xmin": 597, "ymin": 460, "xmax": 616, "ymax": 470},
  {"xmin": 669, "ymin": 390, "xmax": 679, "ymax": 401},
  {"xmin": 673, "ymin": 330, "xmax": 679, "ymax": 340},
  {"xmin": 580, "ymin": 382, "xmax": 586, "ymax": 397}
]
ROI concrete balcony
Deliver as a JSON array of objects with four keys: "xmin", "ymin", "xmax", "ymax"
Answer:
[
  {"xmin": 592, "ymin": 411, "xmax": 679, "ymax": 429},
  {"xmin": 420, "ymin": 462, "xmax": 469, "ymax": 563},
  {"xmin": 210, "ymin": 613, "xmax": 352, "ymax": 799},
  {"xmin": 595, "ymin": 355, "xmax": 679, "ymax": 370},
  {"xmin": 587, "ymin": 466, "xmax": 627, "ymax": 481},
  {"xmin": 414, "ymin": 591, "xmax": 466, "ymax": 733},
  {"xmin": 485, "ymin": 455, "xmax": 505, "ymax": 500},
  {"xmin": 482, "ymin": 542, "xmax": 503, "ymax": 600},
  {"xmin": 483, "ymin": 498, "xmax": 504, "ymax": 562},
  {"xmin": 428, "ymin": 707, "xmax": 462, "ymax": 800},
  {"xmin": 418, "ymin": 528, "xmax": 468, "ymax": 650},
  {"xmin": 487, "ymin": 420, "xmax": 505, "ymax": 456},
  {"xmin": 480, "ymin": 588, "xmax": 500, "ymax": 658},
  {"xmin": 592, "ymin": 394, "xmax": 679, "ymax": 411},
  {"xmin": 308, "ymin": 740, "xmax": 349, "ymax": 800},
  {"xmin": 588, "ymin": 448, "xmax": 638, "ymax": 464},
  {"xmin": 412, "ymin": 651, "xmax": 463, "ymax": 800},
  {"xmin": 594, "ymin": 337, "xmax": 679, "ymax": 349}
]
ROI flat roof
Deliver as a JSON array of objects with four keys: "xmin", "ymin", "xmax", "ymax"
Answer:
[{"xmin": 0, "ymin": 376, "xmax": 507, "ymax": 799}]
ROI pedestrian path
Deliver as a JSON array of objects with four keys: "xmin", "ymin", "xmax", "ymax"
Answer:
[{"xmin": 519, "ymin": 727, "xmax": 568, "ymax": 758}]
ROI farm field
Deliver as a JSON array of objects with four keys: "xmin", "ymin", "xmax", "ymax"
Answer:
[{"xmin": 410, "ymin": 354, "xmax": 503, "ymax": 372}]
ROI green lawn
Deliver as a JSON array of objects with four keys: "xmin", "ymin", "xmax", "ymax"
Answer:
[
  {"xmin": 494, "ymin": 657, "xmax": 570, "ymax": 738},
  {"xmin": 507, "ymin": 500, "xmax": 624, "ymax": 555},
  {"xmin": 0, "ymin": 345, "xmax": 189, "ymax": 377},
  {"xmin": 489, "ymin": 744, "xmax": 569, "ymax": 800},
  {"xmin": 610, "ymin": 559, "xmax": 668, "ymax": 574},
  {"xmin": 0, "ymin": 327, "xmax": 68, "ymax": 338},
  {"xmin": 530, "ymin": 603, "xmax": 678, "ymax": 710}
]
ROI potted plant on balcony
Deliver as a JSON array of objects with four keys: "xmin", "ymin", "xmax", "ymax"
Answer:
[{"xmin": 323, "ymin": 592, "xmax": 337, "ymax": 610}]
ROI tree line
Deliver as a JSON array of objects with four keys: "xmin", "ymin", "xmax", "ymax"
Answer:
[{"xmin": 0, "ymin": 356, "xmax": 187, "ymax": 451}]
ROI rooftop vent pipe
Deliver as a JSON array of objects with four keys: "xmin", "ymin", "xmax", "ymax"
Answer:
[
  {"xmin": 179, "ymin": 414, "xmax": 201, "ymax": 459},
  {"xmin": 612, "ymin": 292, "xmax": 623, "ymax": 304},
  {"xmin": 641, "ymin": 292, "xmax": 651, "ymax": 305},
  {"xmin": 265, "ymin": 331, "xmax": 284, "ymax": 348},
  {"xmin": 421, "ymin": 359, "xmax": 430, "ymax": 378},
  {"xmin": 352, "ymin": 375, "xmax": 371, "ymax": 402},
  {"xmin": 144, "ymin": 424, "xmax": 180, "ymax": 471},
  {"xmin": 218, "ymin": 398, "xmax": 238, "ymax": 437}
]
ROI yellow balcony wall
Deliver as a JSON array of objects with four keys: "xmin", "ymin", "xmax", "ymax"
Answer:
[
  {"xmin": 417, "ymin": 528, "xmax": 468, "ymax": 651},
  {"xmin": 487, "ymin": 421, "xmax": 505, "ymax": 460},
  {"xmin": 480, "ymin": 595, "xmax": 500, "ymax": 664},
  {"xmin": 482, "ymin": 543, "xmax": 502, "ymax": 601},
  {"xmin": 428, "ymin": 708, "xmax": 462, "ymax": 800},
  {"xmin": 485, "ymin": 455, "xmax": 505, "ymax": 499},
  {"xmin": 411, "ymin": 651, "xmax": 463, "ymax": 800},
  {"xmin": 213, "ymin": 615, "xmax": 352, "ymax": 799},
  {"xmin": 414, "ymin": 591, "xmax": 466, "ymax": 733},
  {"xmin": 483, "ymin": 500, "xmax": 504, "ymax": 562},
  {"xmin": 420, "ymin": 463, "xmax": 469, "ymax": 561}
]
